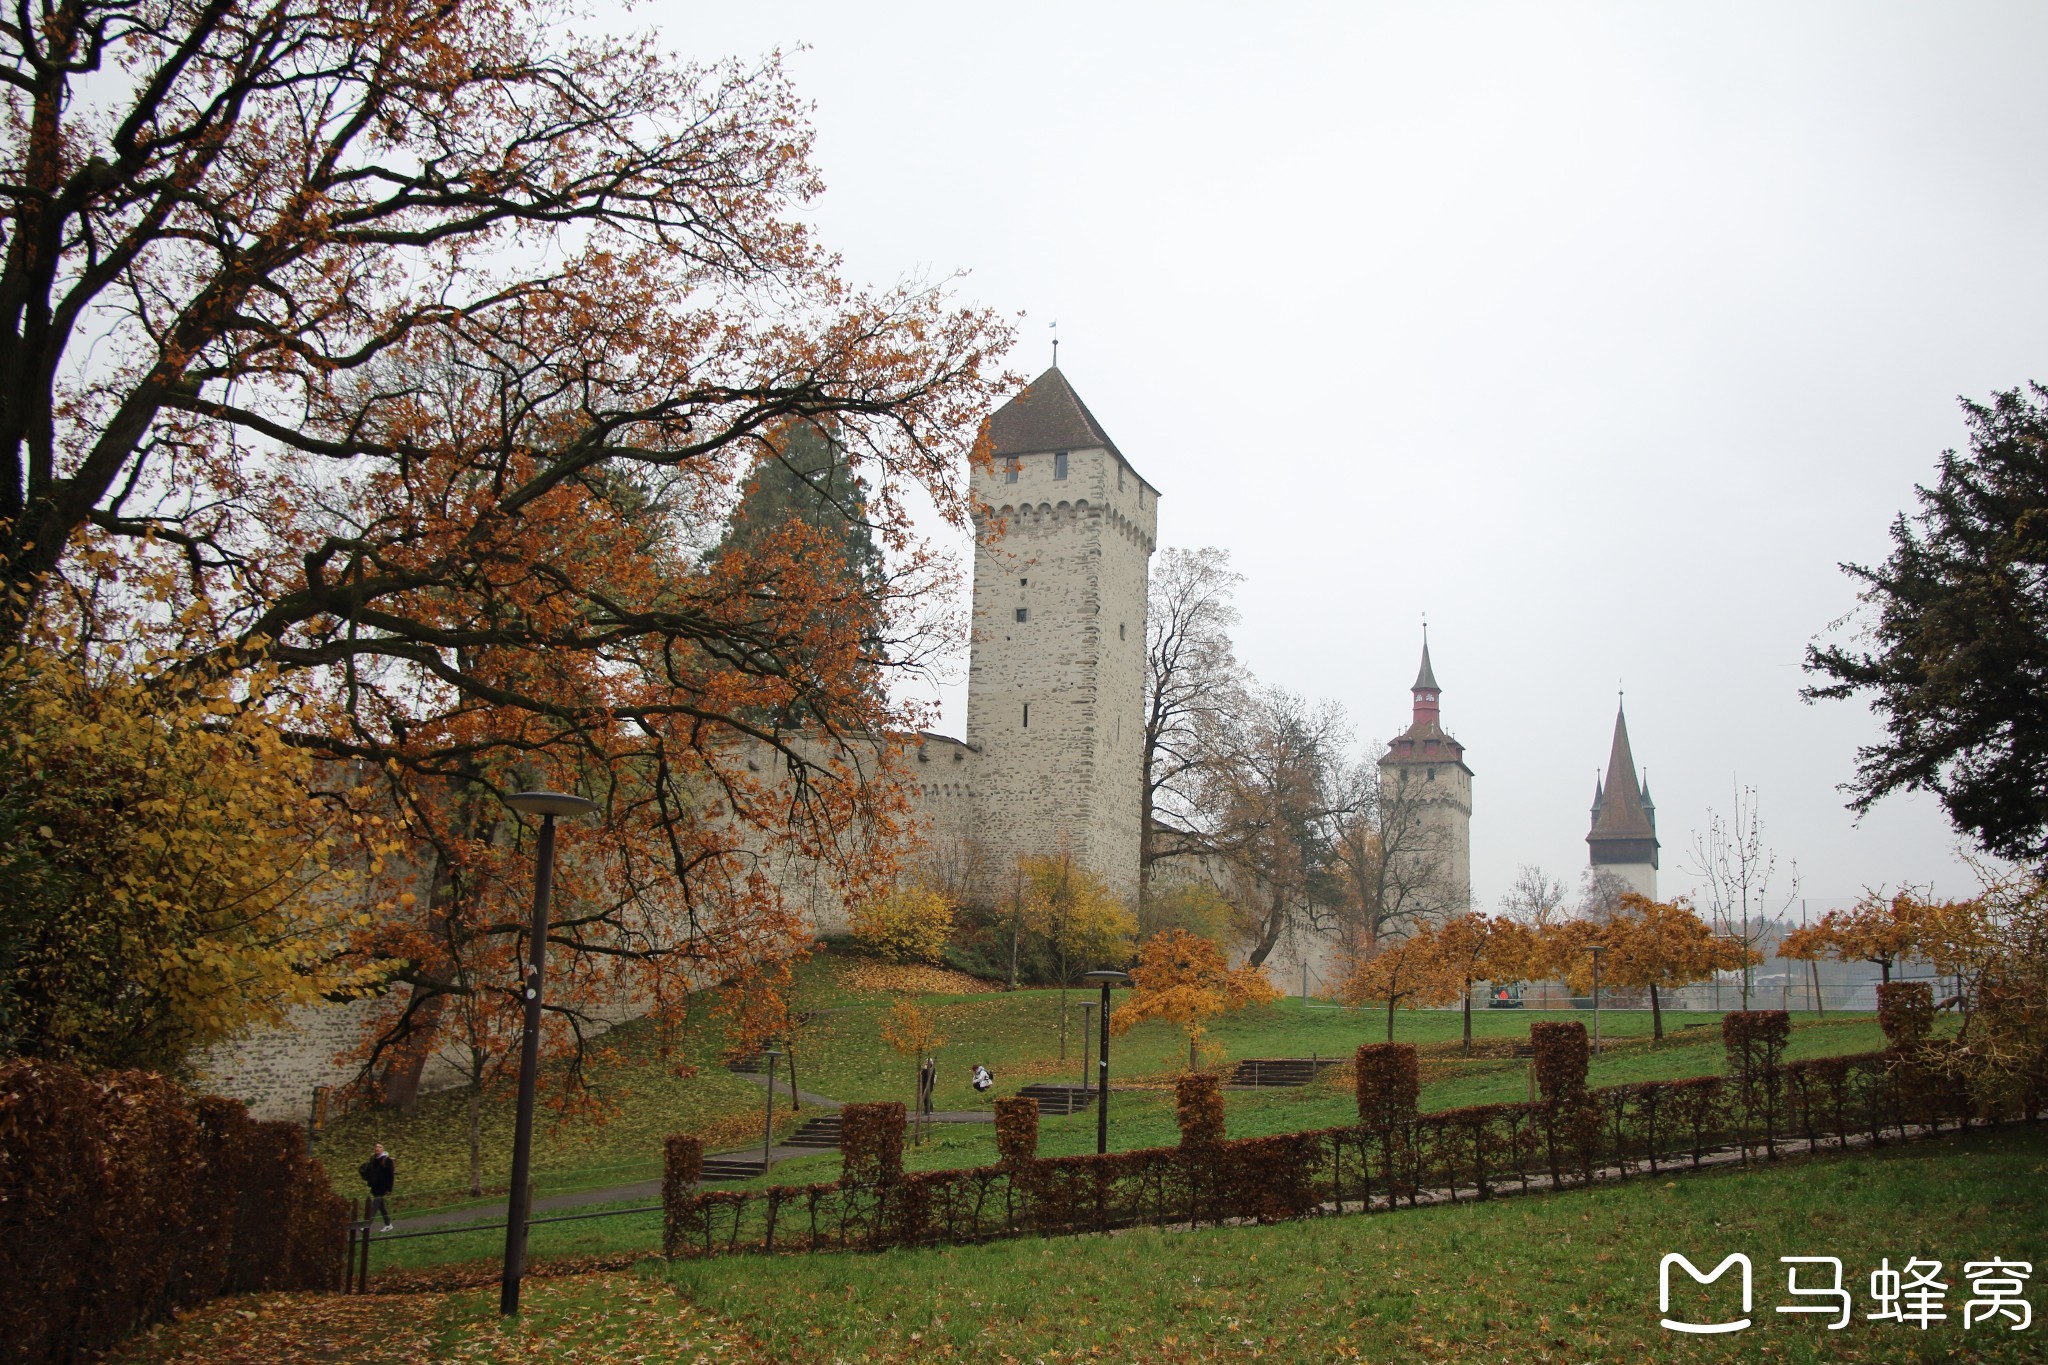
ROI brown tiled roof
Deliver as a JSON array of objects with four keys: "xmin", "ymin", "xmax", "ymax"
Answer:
[
  {"xmin": 1587, "ymin": 704, "xmax": 1657, "ymax": 844},
  {"xmin": 988, "ymin": 367, "xmax": 1127, "ymax": 463}
]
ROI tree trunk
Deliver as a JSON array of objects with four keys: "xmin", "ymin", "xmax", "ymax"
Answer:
[
  {"xmin": 467, "ymin": 1078, "xmax": 483, "ymax": 1197},
  {"xmin": 1461, "ymin": 979, "xmax": 1472, "ymax": 1056},
  {"xmin": 1649, "ymin": 983, "xmax": 1663, "ymax": 1042},
  {"xmin": 1879, "ymin": 958, "xmax": 1891, "ymax": 984},
  {"xmin": 1058, "ymin": 983, "xmax": 1069, "ymax": 1060},
  {"xmin": 1245, "ymin": 890, "xmax": 1287, "ymax": 969},
  {"xmin": 1189, "ymin": 1031, "xmax": 1197, "ymax": 1070},
  {"xmin": 1809, "ymin": 960, "xmax": 1824, "ymax": 1017},
  {"xmin": 1386, "ymin": 994, "xmax": 1397, "ymax": 1043}
]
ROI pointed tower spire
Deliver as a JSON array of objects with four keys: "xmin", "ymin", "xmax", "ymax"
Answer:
[
  {"xmin": 1410, "ymin": 629, "xmax": 1441, "ymax": 729},
  {"xmin": 1587, "ymin": 698, "xmax": 1659, "ymax": 878}
]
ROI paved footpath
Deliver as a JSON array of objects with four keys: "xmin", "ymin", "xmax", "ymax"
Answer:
[{"xmin": 372, "ymin": 1074, "xmax": 994, "ymax": 1236}]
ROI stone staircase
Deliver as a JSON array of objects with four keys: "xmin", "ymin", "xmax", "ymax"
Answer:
[
  {"xmin": 1226, "ymin": 1057, "xmax": 1345, "ymax": 1088},
  {"xmin": 1016, "ymin": 1083, "xmax": 1095, "ymax": 1115},
  {"xmin": 783, "ymin": 1114, "xmax": 843, "ymax": 1150},
  {"xmin": 697, "ymin": 1154, "xmax": 768, "ymax": 1183}
]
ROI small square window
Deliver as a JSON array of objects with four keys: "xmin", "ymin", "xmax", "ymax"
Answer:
[
  {"xmin": 1015, "ymin": 608, "xmax": 1028, "ymax": 623},
  {"xmin": 1020, "ymin": 577, "xmax": 1027, "ymax": 586},
  {"xmin": 1119, "ymin": 622, "xmax": 1126, "ymax": 640},
  {"xmin": 1054, "ymin": 451, "xmax": 1069, "ymax": 480},
  {"xmin": 1004, "ymin": 458, "xmax": 1019, "ymax": 483}
]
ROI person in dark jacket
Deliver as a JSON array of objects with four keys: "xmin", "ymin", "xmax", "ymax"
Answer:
[{"xmin": 359, "ymin": 1144, "xmax": 396, "ymax": 1231}]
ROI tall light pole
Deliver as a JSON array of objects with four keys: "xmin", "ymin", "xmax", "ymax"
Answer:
[
  {"xmin": 760, "ymin": 1049, "xmax": 783, "ymax": 1169},
  {"xmin": 1082, "ymin": 970, "xmax": 1128, "ymax": 1155},
  {"xmin": 1590, "ymin": 943, "xmax": 1607, "ymax": 1057},
  {"xmin": 499, "ymin": 790, "xmax": 597, "ymax": 1317}
]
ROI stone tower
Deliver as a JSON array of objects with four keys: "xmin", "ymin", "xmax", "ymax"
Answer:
[
  {"xmin": 1586, "ymin": 700, "xmax": 1658, "ymax": 897},
  {"xmin": 1376, "ymin": 635, "xmax": 1474, "ymax": 918},
  {"xmin": 965, "ymin": 368, "xmax": 1158, "ymax": 900}
]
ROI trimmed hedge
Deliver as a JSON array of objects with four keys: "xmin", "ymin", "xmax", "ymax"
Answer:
[
  {"xmin": 1877, "ymin": 981, "xmax": 1934, "ymax": 1050},
  {"xmin": 1354, "ymin": 1043, "xmax": 1419, "ymax": 1129},
  {"xmin": 1529, "ymin": 1021, "xmax": 1589, "ymax": 1102},
  {"xmin": 839, "ymin": 1102, "xmax": 905, "ymax": 1186},
  {"xmin": 661, "ymin": 1042, "xmax": 2004, "ymax": 1261},
  {"xmin": 994, "ymin": 1097, "xmax": 1038, "ymax": 1167},
  {"xmin": 1175, "ymin": 1073, "xmax": 1225, "ymax": 1149},
  {"xmin": 0, "ymin": 1060, "xmax": 345, "ymax": 1365}
]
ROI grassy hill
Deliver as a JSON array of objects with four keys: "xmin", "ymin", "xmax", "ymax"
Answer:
[{"xmin": 120, "ymin": 1122, "xmax": 2048, "ymax": 1363}]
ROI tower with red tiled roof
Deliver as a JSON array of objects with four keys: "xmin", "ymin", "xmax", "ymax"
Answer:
[
  {"xmin": 1376, "ymin": 632, "xmax": 1474, "ymax": 918},
  {"xmin": 1586, "ymin": 700, "xmax": 1658, "ymax": 897}
]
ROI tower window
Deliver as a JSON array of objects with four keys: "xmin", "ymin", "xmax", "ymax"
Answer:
[
  {"xmin": 1004, "ymin": 458, "xmax": 1019, "ymax": 483},
  {"xmin": 1022, "ymin": 703, "xmax": 1030, "ymax": 728},
  {"xmin": 1054, "ymin": 451, "xmax": 1069, "ymax": 480},
  {"xmin": 1119, "ymin": 622, "xmax": 1126, "ymax": 640},
  {"xmin": 1117, "ymin": 464, "xmax": 1126, "ymax": 490},
  {"xmin": 1015, "ymin": 607, "xmax": 1028, "ymax": 623},
  {"xmin": 1020, "ymin": 577, "xmax": 1027, "ymax": 586},
  {"xmin": 1427, "ymin": 767, "xmax": 1436, "ymax": 782}
]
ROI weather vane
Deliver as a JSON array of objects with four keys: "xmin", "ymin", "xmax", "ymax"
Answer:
[{"xmin": 1050, "ymin": 319, "xmax": 1059, "ymax": 368}]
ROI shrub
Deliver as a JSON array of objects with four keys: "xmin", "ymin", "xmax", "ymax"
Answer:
[
  {"xmin": 1175, "ymin": 1072, "xmax": 1226, "ymax": 1148},
  {"xmin": 662, "ymin": 1136, "xmax": 704, "ymax": 1258},
  {"xmin": 1876, "ymin": 981, "xmax": 1935, "ymax": 1050},
  {"xmin": 1354, "ymin": 1043, "xmax": 1419, "ymax": 1129},
  {"xmin": 840, "ymin": 1102, "xmax": 905, "ymax": 1186},
  {"xmin": 849, "ymin": 884, "xmax": 956, "ymax": 964},
  {"xmin": 0, "ymin": 1060, "xmax": 341, "ymax": 1365},
  {"xmin": 1530, "ymin": 1021, "xmax": 1589, "ymax": 1102},
  {"xmin": 994, "ymin": 1097, "xmax": 1038, "ymax": 1167},
  {"xmin": 1722, "ymin": 1010, "xmax": 1792, "ymax": 1078}
]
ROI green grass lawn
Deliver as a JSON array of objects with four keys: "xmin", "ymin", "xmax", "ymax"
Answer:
[{"xmin": 661, "ymin": 1122, "xmax": 2048, "ymax": 1363}]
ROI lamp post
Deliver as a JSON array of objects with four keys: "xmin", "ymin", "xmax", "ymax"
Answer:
[
  {"xmin": 1082, "ymin": 970, "xmax": 1129, "ymax": 1155},
  {"xmin": 499, "ymin": 790, "xmax": 597, "ymax": 1317},
  {"xmin": 1590, "ymin": 944, "xmax": 1607, "ymax": 1057}
]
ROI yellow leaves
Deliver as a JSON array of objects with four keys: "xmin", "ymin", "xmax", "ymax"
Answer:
[
  {"xmin": 849, "ymin": 883, "xmax": 955, "ymax": 964},
  {"xmin": 1117, "ymin": 928, "xmax": 1277, "ymax": 1041},
  {"xmin": 880, "ymin": 999, "xmax": 946, "ymax": 1058}
]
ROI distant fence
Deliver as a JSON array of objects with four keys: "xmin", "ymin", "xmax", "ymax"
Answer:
[{"xmin": 661, "ymin": 1023, "xmax": 2031, "ymax": 1261}]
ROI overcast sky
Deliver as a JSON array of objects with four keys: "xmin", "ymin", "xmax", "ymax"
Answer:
[{"xmin": 651, "ymin": 1, "xmax": 2047, "ymax": 912}]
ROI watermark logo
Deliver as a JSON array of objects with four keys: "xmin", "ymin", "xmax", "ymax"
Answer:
[
  {"xmin": 1660, "ymin": 1254, "xmax": 2033, "ymax": 1335},
  {"xmin": 1660, "ymin": 1253, "xmax": 1752, "ymax": 1334}
]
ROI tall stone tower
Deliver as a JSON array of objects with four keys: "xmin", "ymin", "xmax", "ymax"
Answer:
[
  {"xmin": 1586, "ymin": 700, "xmax": 1658, "ymax": 897},
  {"xmin": 965, "ymin": 368, "xmax": 1158, "ymax": 900},
  {"xmin": 1376, "ymin": 635, "xmax": 1474, "ymax": 918}
]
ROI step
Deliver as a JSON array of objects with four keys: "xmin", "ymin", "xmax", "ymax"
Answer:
[
  {"xmin": 1226, "ymin": 1058, "xmax": 1345, "ymax": 1088},
  {"xmin": 697, "ymin": 1158, "xmax": 767, "ymax": 1183},
  {"xmin": 1016, "ymin": 1083, "xmax": 1096, "ymax": 1115},
  {"xmin": 783, "ymin": 1117, "xmax": 843, "ymax": 1149}
]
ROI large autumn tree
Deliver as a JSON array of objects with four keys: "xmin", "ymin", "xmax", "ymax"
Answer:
[
  {"xmin": 0, "ymin": 3, "xmax": 1009, "ymax": 1088},
  {"xmin": 1804, "ymin": 383, "xmax": 2048, "ymax": 863}
]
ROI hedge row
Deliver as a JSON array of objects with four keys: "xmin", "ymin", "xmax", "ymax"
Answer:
[
  {"xmin": 662, "ymin": 1020, "xmax": 2021, "ymax": 1261},
  {"xmin": 0, "ymin": 1061, "xmax": 346, "ymax": 1365}
]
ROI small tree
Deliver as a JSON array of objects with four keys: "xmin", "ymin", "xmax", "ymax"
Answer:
[
  {"xmin": 1339, "ymin": 925, "xmax": 1445, "ymax": 1043},
  {"xmin": 1686, "ymin": 786, "xmax": 1798, "ymax": 1007},
  {"xmin": 1778, "ymin": 890, "xmax": 1957, "ymax": 985},
  {"xmin": 850, "ymin": 883, "xmax": 956, "ymax": 964},
  {"xmin": 1601, "ymin": 894, "xmax": 1755, "ymax": 1041},
  {"xmin": 880, "ymin": 1001, "xmax": 947, "ymax": 1145},
  {"xmin": 1019, "ymin": 852, "xmax": 1137, "ymax": 1057},
  {"xmin": 1113, "ymin": 928, "xmax": 1280, "ymax": 1069},
  {"xmin": 1432, "ymin": 915, "xmax": 1536, "ymax": 1055}
]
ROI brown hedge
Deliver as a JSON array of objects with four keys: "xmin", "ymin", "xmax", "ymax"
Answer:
[
  {"xmin": 1354, "ymin": 1043, "xmax": 1419, "ymax": 1129},
  {"xmin": 1175, "ymin": 1072, "xmax": 1226, "ymax": 1148},
  {"xmin": 839, "ymin": 1102, "xmax": 905, "ymax": 1186},
  {"xmin": 993, "ymin": 1097, "xmax": 1038, "ymax": 1167},
  {"xmin": 660, "ymin": 1045, "xmax": 1977, "ymax": 1261},
  {"xmin": 1530, "ymin": 1021, "xmax": 1589, "ymax": 1102},
  {"xmin": 1876, "ymin": 981, "xmax": 1935, "ymax": 1050},
  {"xmin": 0, "ymin": 1060, "xmax": 344, "ymax": 1365}
]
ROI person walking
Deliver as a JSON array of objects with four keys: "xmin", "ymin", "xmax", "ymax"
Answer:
[
  {"xmin": 920, "ymin": 1057, "xmax": 937, "ymax": 1115},
  {"xmin": 359, "ymin": 1143, "xmax": 396, "ymax": 1231}
]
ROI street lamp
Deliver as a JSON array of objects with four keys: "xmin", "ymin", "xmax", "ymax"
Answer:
[
  {"xmin": 1082, "ymin": 970, "xmax": 1129, "ymax": 1155},
  {"xmin": 499, "ymin": 789, "xmax": 597, "ymax": 1317},
  {"xmin": 1590, "ymin": 944, "xmax": 1607, "ymax": 1057}
]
